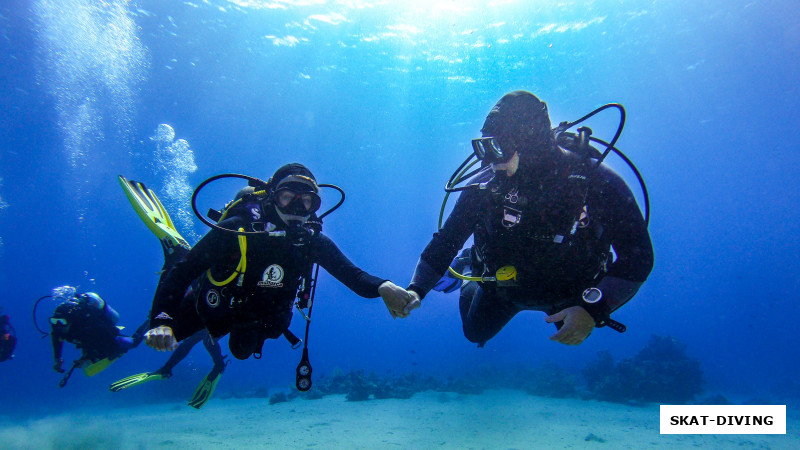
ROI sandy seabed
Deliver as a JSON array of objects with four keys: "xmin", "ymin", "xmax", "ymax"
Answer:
[{"xmin": 1, "ymin": 390, "xmax": 796, "ymax": 449}]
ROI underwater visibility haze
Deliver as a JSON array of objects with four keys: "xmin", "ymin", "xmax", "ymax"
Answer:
[{"xmin": 0, "ymin": 0, "xmax": 799, "ymax": 447}]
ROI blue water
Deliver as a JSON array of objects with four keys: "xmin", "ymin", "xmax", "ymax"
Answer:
[{"xmin": 1, "ymin": 0, "xmax": 799, "ymax": 424}]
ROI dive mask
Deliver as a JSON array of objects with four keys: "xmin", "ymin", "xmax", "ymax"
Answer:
[
  {"xmin": 273, "ymin": 187, "xmax": 321, "ymax": 216},
  {"xmin": 272, "ymin": 174, "xmax": 320, "ymax": 217},
  {"xmin": 471, "ymin": 136, "xmax": 511, "ymax": 164},
  {"xmin": 49, "ymin": 317, "xmax": 68, "ymax": 327}
]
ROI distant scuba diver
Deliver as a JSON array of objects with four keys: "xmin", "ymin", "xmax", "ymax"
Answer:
[
  {"xmin": 405, "ymin": 90, "xmax": 654, "ymax": 347},
  {"xmin": 0, "ymin": 313, "xmax": 16, "ymax": 362},
  {"xmin": 33, "ymin": 286, "xmax": 149, "ymax": 387},
  {"xmin": 120, "ymin": 163, "xmax": 412, "ymax": 395}
]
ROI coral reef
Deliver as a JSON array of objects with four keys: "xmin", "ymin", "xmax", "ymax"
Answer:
[
  {"xmin": 583, "ymin": 335, "xmax": 704, "ymax": 404},
  {"xmin": 295, "ymin": 362, "xmax": 578, "ymax": 402},
  {"xmin": 249, "ymin": 335, "xmax": 706, "ymax": 406}
]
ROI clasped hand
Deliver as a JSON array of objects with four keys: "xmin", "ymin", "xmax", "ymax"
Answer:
[
  {"xmin": 378, "ymin": 281, "xmax": 421, "ymax": 319},
  {"xmin": 145, "ymin": 325, "xmax": 178, "ymax": 351}
]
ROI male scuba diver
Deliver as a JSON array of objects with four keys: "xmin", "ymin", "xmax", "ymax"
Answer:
[
  {"xmin": 46, "ymin": 287, "xmax": 149, "ymax": 387},
  {"xmin": 122, "ymin": 163, "xmax": 412, "ymax": 393},
  {"xmin": 405, "ymin": 91, "xmax": 654, "ymax": 347},
  {"xmin": 0, "ymin": 313, "xmax": 16, "ymax": 362}
]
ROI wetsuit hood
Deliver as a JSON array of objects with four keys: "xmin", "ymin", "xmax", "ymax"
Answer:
[
  {"xmin": 269, "ymin": 163, "xmax": 317, "ymax": 191},
  {"xmin": 481, "ymin": 91, "xmax": 559, "ymax": 172},
  {"xmin": 269, "ymin": 163, "xmax": 319, "ymax": 226}
]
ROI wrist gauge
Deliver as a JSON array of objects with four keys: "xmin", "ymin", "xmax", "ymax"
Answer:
[{"xmin": 582, "ymin": 287, "xmax": 603, "ymax": 304}]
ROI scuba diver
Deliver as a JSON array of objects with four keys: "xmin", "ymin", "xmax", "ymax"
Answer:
[
  {"xmin": 41, "ymin": 286, "xmax": 149, "ymax": 387},
  {"xmin": 404, "ymin": 90, "xmax": 654, "ymax": 347},
  {"xmin": 0, "ymin": 313, "xmax": 16, "ymax": 362},
  {"xmin": 121, "ymin": 163, "xmax": 412, "ymax": 395}
]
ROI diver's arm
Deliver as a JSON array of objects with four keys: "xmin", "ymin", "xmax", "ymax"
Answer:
[
  {"xmin": 51, "ymin": 333, "xmax": 65, "ymax": 372},
  {"xmin": 408, "ymin": 189, "xmax": 479, "ymax": 299},
  {"xmin": 314, "ymin": 234, "xmax": 386, "ymax": 298},
  {"xmin": 314, "ymin": 234, "xmax": 414, "ymax": 318},
  {"xmin": 588, "ymin": 166, "xmax": 654, "ymax": 318}
]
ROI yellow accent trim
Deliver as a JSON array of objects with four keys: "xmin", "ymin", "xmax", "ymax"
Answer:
[
  {"xmin": 448, "ymin": 266, "xmax": 481, "ymax": 282},
  {"xmin": 447, "ymin": 265, "xmax": 517, "ymax": 283},
  {"xmin": 188, "ymin": 371, "xmax": 222, "ymax": 409},
  {"xmin": 109, "ymin": 372, "xmax": 166, "ymax": 392},
  {"xmin": 207, "ymin": 228, "xmax": 247, "ymax": 286},
  {"xmin": 118, "ymin": 176, "xmax": 190, "ymax": 250},
  {"xmin": 83, "ymin": 357, "xmax": 116, "ymax": 377},
  {"xmin": 218, "ymin": 190, "xmax": 269, "ymax": 221},
  {"xmin": 495, "ymin": 265, "xmax": 517, "ymax": 282}
]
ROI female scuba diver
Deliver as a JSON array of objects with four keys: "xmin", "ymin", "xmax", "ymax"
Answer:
[{"xmin": 127, "ymin": 163, "xmax": 412, "ymax": 386}]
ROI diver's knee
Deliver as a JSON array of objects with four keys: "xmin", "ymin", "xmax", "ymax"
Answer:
[{"xmin": 461, "ymin": 323, "xmax": 489, "ymax": 346}]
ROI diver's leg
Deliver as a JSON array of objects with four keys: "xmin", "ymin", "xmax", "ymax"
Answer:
[
  {"xmin": 186, "ymin": 332, "xmax": 229, "ymax": 409},
  {"xmin": 201, "ymin": 330, "xmax": 227, "ymax": 368},
  {"xmin": 161, "ymin": 246, "xmax": 190, "ymax": 276},
  {"xmin": 459, "ymin": 283, "xmax": 519, "ymax": 346},
  {"xmin": 155, "ymin": 330, "xmax": 203, "ymax": 376}
]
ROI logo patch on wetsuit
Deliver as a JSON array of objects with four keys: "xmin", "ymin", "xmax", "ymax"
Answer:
[
  {"xmin": 250, "ymin": 207, "xmax": 261, "ymax": 221},
  {"xmin": 206, "ymin": 289, "xmax": 220, "ymax": 308},
  {"xmin": 258, "ymin": 264, "xmax": 284, "ymax": 288}
]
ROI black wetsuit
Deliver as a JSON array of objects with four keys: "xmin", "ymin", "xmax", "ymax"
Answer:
[
  {"xmin": 149, "ymin": 203, "xmax": 386, "ymax": 358},
  {"xmin": 409, "ymin": 150, "xmax": 654, "ymax": 345},
  {"xmin": 50, "ymin": 300, "xmax": 143, "ymax": 363}
]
